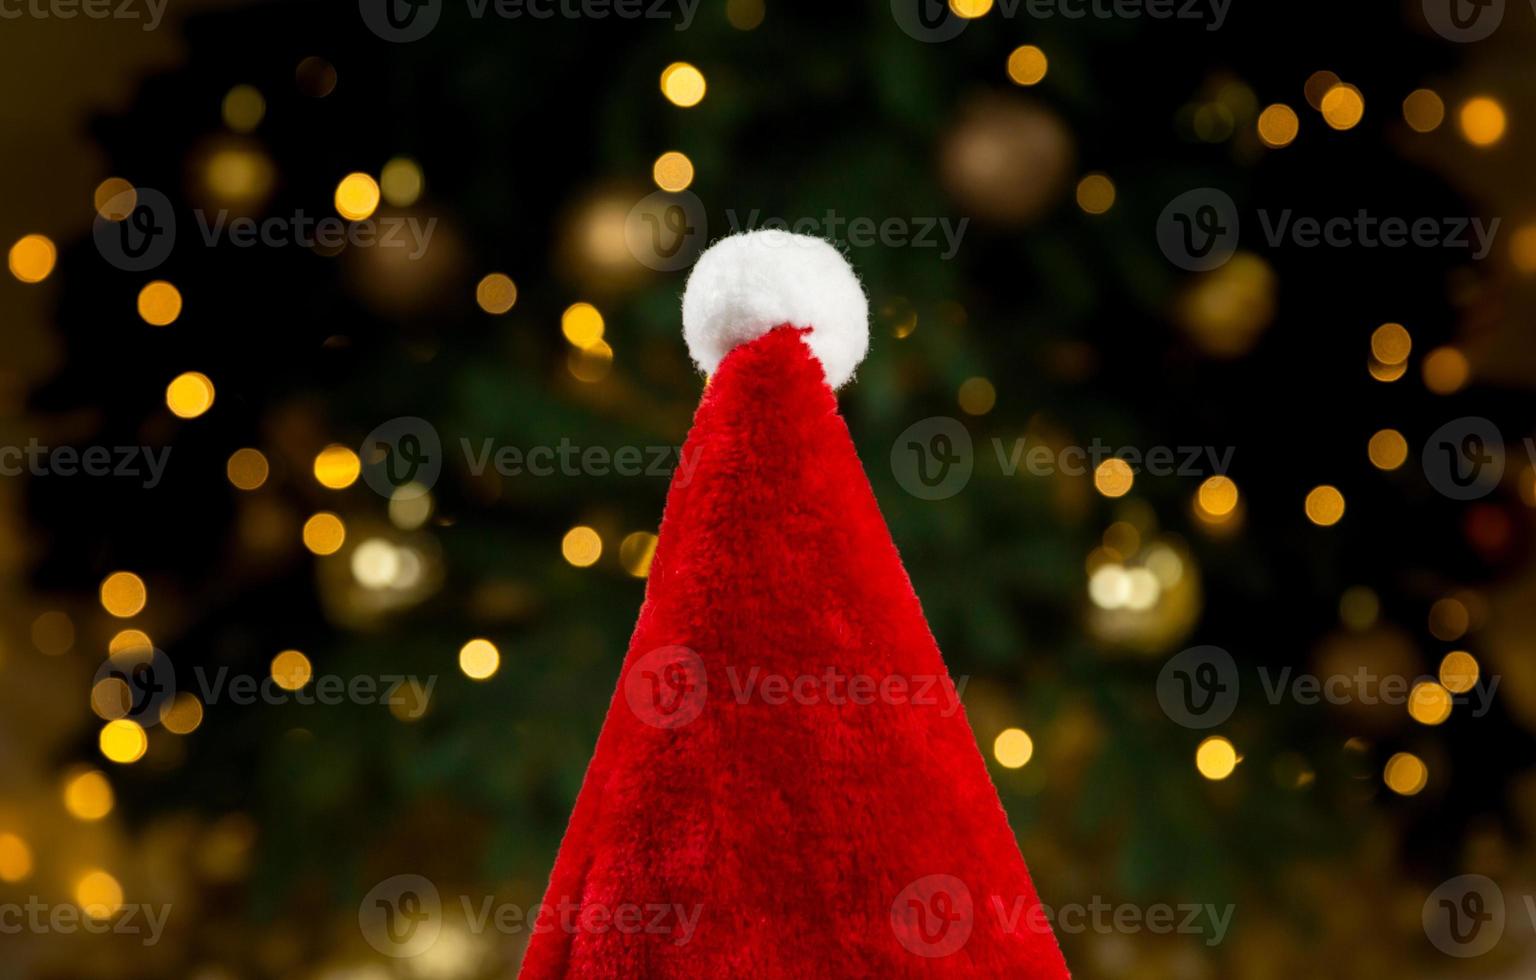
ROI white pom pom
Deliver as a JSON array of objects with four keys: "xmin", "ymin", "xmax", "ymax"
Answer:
[{"xmin": 681, "ymin": 230, "xmax": 870, "ymax": 389}]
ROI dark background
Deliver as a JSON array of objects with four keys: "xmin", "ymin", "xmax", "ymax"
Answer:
[{"xmin": 3, "ymin": 0, "xmax": 1536, "ymax": 976}]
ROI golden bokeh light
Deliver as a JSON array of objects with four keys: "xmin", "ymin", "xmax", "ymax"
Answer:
[
  {"xmin": 660, "ymin": 62, "xmax": 706, "ymax": 107},
  {"xmin": 137, "ymin": 280, "xmax": 182, "ymax": 326},
  {"xmin": 726, "ymin": 0, "xmax": 764, "ymax": 29},
  {"xmin": 949, "ymin": 0, "xmax": 993, "ymax": 16},
  {"xmin": 160, "ymin": 692, "xmax": 205, "ymax": 735},
  {"xmin": 1402, "ymin": 89, "xmax": 1444, "ymax": 133},
  {"xmin": 568, "ymin": 340, "xmax": 615, "ymax": 382},
  {"xmin": 993, "ymin": 728, "xmax": 1034, "ymax": 769},
  {"xmin": 1422, "ymin": 346, "xmax": 1469, "ymax": 395},
  {"xmin": 1196, "ymin": 736, "xmax": 1239, "ymax": 780},
  {"xmin": 334, "ymin": 172, "xmax": 381, "ymax": 221},
  {"xmin": 100, "ymin": 571, "xmax": 147, "ymax": 618},
  {"xmin": 99, "ymin": 719, "xmax": 148, "ymax": 764},
  {"xmin": 562, "ymin": 525, "xmax": 603, "ymax": 567},
  {"xmin": 313, "ymin": 444, "xmax": 361, "ymax": 489},
  {"xmin": 222, "ymin": 84, "xmax": 266, "ymax": 133},
  {"xmin": 63, "ymin": 769, "xmax": 115, "ymax": 821},
  {"xmin": 1408, "ymin": 681, "xmax": 1452, "ymax": 726},
  {"xmin": 1428, "ymin": 597, "xmax": 1470, "ymax": 642},
  {"xmin": 652, "ymin": 151, "xmax": 695, "ymax": 192},
  {"xmin": 109, "ymin": 628, "xmax": 153, "ymax": 657},
  {"xmin": 458, "ymin": 638, "xmax": 501, "ymax": 681},
  {"xmin": 32, "ymin": 610, "xmax": 75, "ymax": 655},
  {"xmin": 1369, "ymin": 358, "xmax": 1408, "ymax": 383},
  {"xmin": 619, "ymin": 531, "xmax": 658, "ymax": 578},
  {"xmin": 380, "ymin": 156, "xmax": 424, "ymax": 207},
  {"xmin": 0, "ymin": 834, "xmax": 32, "ymax": 883},
  {"xmin": 1512, "ymin": 223, "xmax": 1536, "ymax": 274},
  {"xmin": 8, "ymin": 233, "xmax": 57, "ymax": 283},
  {"xmin": 561, "ymin": 301, "xmax": 605, "ymax": 348},
  {"xmin": 91, "ymin": 676, "xmax": 132, "ymax": 720},
  {"xmin": 1257, "ymin": 104, "xmax": 1300, "ymax": 148},
  {"xmin": 1305, "ymin": 485, "xmax": 1345, "ymax": 526},
  {"xmin": 226, "ymin": 448, "xmax": 269, "ymax": 490},
  {"xmin": 1384, "ymin": 752, "xmax": 1428, "ymax": 796},
  {"xmin": 75, "ymin": 870, "xmax": 124, "ymax": 919},
  {"xmin": 476, "ymin": 272, "xmax": 518, "ymax": 314},
  {"xmin": 1459, "ymin": 96, "xmax": 1507, "ymax": 147},
  {"xmin": 1303, "ymin": 70, "xmax": 1341, "ymax": 110},
  {"xmin": 270, "ymin": 650, "xmax": 313, "ymax": 691},
  {"xmin": 958, "ymin": 376, "xmax": 996, "ymax": 415},
  {"xmin": 1094, "ymin": 458, "xmax": 1135, "ymax": 498},
  {"xmin": 94, "ymin": 177, "xmax": 137, "ymax": 220},
  {"xmin": 1370, "ymin": 322, "xmax": 1411, "ymax": 365},
  {"xmin": 1367, "ymin": 429, "xmax": 1409, "ymax": 471},
  {"xmin": 1196, "ymin": 475, "xmax": 1240, "ymax": 520},
  {"xmin": 1320, "ymin": 83, "xmax": 1365, "ymax": 131},
  {"xmin": 1440, "ymin": 651, "xmax": 1479, "ymax": 694},
  {"xmin": 1007, "ymin": 45, "xmax": 1048, "ymax": 86},
  {"xmin": 1075, "ymin": 173, "xmax": 1116, "ymax": 214},
  {"xmin": 166, "ymin": 371, "xmax": 215, "ymax": 419},
  {"xmin": 302, "ymin": 512, "xmax": 347, "ymax": 555},
  {"xmin": 390, "ymin": 482, "xmax": 434, "ymax": 530}
]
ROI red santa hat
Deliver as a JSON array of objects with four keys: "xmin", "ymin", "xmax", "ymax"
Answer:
[{"xmin": 522, "ymin": 230, "xmax": 1069, "ymax": 978}]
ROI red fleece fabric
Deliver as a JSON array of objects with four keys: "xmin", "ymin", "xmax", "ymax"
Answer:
[{"xmin": 521, "ymin": 326, "xmax": 1069, "ymax": 978}]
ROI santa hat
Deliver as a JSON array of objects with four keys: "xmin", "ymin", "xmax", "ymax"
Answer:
[{"xmin": 522, "ymin": 231, "xmax": 1069, "ymax": 978}]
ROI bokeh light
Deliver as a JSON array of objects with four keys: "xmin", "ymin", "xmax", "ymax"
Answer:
[
  {"xmin": 993, "ymin": 728, "xmax": 1034, "ymax": 769},
  {"xmin": 660, "ymin": 62, "xmax": 706, "ymax": 107},
  {"xmin": 459, "ymin": 638, "xmax": 501, "ymax": 680},
  {"xmin": 166, "ymin": 371, "xmax": 216, "ymax": 418}
]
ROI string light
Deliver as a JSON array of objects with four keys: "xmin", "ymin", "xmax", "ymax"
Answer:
[
  {"xmin": 222, "ymin": 84, "xmax": 265, "ymax": 132},
  {"xmin": 94, "ymin": 178, "xmax": 137, "ymax": 220},
  {"xmin": 476, "ymin": 273, "xmax": 517, "ymax": 314},
  {"xmin": 226, "ymin": 448, "xmax": 269, "ymax": 490},
  {"xmin": 1006, "ymin": 45, "xmax": 1048, "ymax": 86},
  {"xmin": 1408, "ymin": 681, "xmax": 1452, "ymax": 725},
  {"xmin": 562, "ymin": 526, "xmax": 603, "ymax": 567},
  {"xmin": 1075, "ymin": 173, "xmax": 1115, "ymax": 214},
  {"xmin": 459, "ymin": 638, "xmax": 501, "ymax": 680},
  {"xmin": 1367, "ymin": 430, "xmax": 1408, "ymax": 470},
  {"xmin": 1257, "ymin": 104, "xmax": 1299, "ymax": 147},
  {"xmin": 166, "ymin": 371, "xmax": 215, "ymax": 418},
  {"xmin": 100, "ymin": 571, "xmax": 147, "ymax": 618},
  {"xmin": 137, "ymin": 281, "xmax": 182, "ymax": 326},
  {"xmin": 334, "ymin": 172, "xmax": 381, "ymax": 221},
  {"xmin": 1440, "ymin": 651, "xmax": 1479, "ymax": 694},
  {"xmin": 1384, "ymin": 752, "xmax": 1428, "ymax": 796},
  {"xmin": 0, "ymin": 834, "xmax": 32, "ymax": 883},
  {"xmin": 63, "ymin": 769, "xmax": 115, "ymax": 821},
  {"xmin": 302, "ymin": 512, "xmax": 347, "ymax": 555},
  {"xmin": 1094, "ymin": 459, "xmax": 1134, "ymax": 498},
  {"xmin": 993, "ymin": 728, "xmax": 1034, "ymax": 768},
  {"xmin": 380, "ymin": 156, "xmax": 424, "ymax": 206},
  {"xmin": 1320, "ymin": 83, "xmax": 1365, "ymax": 131},
  {"xmin": 562, "ymin": 302, "xmax": 606, "ymax": 348},
  {"xmin": 99, "ymin": 719, "xmax": 148, "ymax": 764},
  {"xmin": 1196, "ymin": 476, "xmax": 1240, "ymax": 521},
  {"xmin": 652, "ymin": 151, "xmax": 695, "ymax": 192},
  {"xmin": 270, "ymin": 650, "xmax": 313, "ymax": 691},
  {"xmin": 75, "ymin": 870, "xmax": 125, "ymax": 919},
  {"xmin": 1422, "ymin": 347, "xmax": 1469, "ymax": 394},
  {"xmin": 313, "ymin": 445, "xmax": 361, "ymax": 489},
  {"xmin": 1459, "ymin": 96, "xmax": 1506, "ymax": 147},
  {"xmin": 8, "ymin": 234, "xmax": 56, "ymax": 283},
  {"xmin": 1304, "ymin": 485, "xmax": 1345, "ymax": 526},
  {"xmin": 957, "ymin": 377, "xmax": 996, "ymax": 415},
  {"xmin": 1402, "ymin": 89, "xmax": 1444, "ymax": 133},
  {"xmin": 1196, "ymin": 736, "xmax": 1239, "ymax": 780},
  {"xmin": 660, "ymin": 62, "xmax": 706, "ymax": 107}
]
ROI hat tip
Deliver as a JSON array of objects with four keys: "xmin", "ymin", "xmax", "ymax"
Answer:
[{"xmin": 681, "ymin": 230, "xmax": 870, "ymax": 389}]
